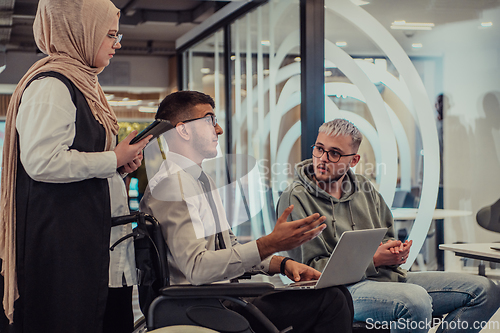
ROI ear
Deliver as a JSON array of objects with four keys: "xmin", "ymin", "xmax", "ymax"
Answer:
[
  {"xmin": 175, "ymin": 123, "xmax": 190, "ymax": 141},
  {"xmin": 350, "ymin": 154, "xmax": 361, "ymax": 168}
]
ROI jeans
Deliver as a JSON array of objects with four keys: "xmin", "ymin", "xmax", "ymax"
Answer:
[{"xmin": 347, "ymin": 271, "xmax": 500, "ymax": 332}]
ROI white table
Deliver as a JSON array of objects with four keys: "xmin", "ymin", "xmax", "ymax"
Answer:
[
  {"xmin": 391, "ymin": 208, "xmax": 472, "ymax": 220},
  {"xmin": 439, "ymin": 243, "xmax": 500, "ymax": 276}
]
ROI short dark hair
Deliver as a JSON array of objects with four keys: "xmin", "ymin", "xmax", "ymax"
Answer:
[{"xmin": 156, "ymin": 91, "xmax": 215, "ymax": 125}]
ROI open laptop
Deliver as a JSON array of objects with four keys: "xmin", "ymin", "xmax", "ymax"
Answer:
[{"xmin": 279, "ymin": 228, "xmax": 387, "ymax": 290}]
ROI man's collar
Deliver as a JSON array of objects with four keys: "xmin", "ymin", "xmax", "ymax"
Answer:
[{"xmin": 166, "ymin": 151, "xmax": 203, "ymax": 179}]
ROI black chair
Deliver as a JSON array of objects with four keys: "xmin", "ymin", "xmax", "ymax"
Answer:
[
  {"xmin": 452, "ymin": 198, "xmax": 500, "ymax": 275},
  {"xmin": 477, "ymin": 198, "xmax": 500, "ymax": 233},
  {"xmin": 111, "ymin": 212, "xmax": 285, "ymax": 333},
  {"xmin": 475, "ymin": 198, "xmax": 500, "ymax": 274}
]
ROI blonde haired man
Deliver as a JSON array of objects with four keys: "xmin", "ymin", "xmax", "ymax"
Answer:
[{"xmin": 278, "ymin": 118, "xmax": 500, "ymax": 333}]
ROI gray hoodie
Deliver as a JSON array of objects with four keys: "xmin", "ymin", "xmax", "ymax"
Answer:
[{"xmin": 277, "ymin": 159, "xmax": 406, "ymax": 282}]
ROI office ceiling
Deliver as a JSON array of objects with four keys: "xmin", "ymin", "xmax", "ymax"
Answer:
[
  {"xmin": 2, "ymin": 0, "xmax": 500, "ymax": 57},
  {"xmin": 4, "ymin": 0, "xmax": 232, "ymax": 56},
  {"xmin": 326, "ymin": 0, "xmax": 500, "ymax": 57}
]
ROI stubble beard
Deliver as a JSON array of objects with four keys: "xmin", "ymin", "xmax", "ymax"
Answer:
[
  {"xmin": 314, "ymin": 163, "xmax": 349, "ymax": 189},
  {"xmin": 192, "ymin": 130, "xmax": 218, "ymax": 160}
]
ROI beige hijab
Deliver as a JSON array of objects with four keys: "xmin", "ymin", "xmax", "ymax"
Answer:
[{"xmin": 0, "ymin": 0, "xmax": 120, "ymax": 322}]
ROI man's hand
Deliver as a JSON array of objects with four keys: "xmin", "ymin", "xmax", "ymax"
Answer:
[
  {"xmin": 373, "ymin": 239, "xmax": 413, "ymax": 267},
  {"xmin": 269, "ymin": 256, "xmax": 321, "ymax": 282},
  {"xmin": 256, "ymin": 205, "xmax": 326, "ymax": 260},
  {"xmin": 284, "ymin": 260, "xmax": 321, "ymax": 282},
  {"xmin": 114, "ymin": 131, "xmax": 152, "ymax": 169}
]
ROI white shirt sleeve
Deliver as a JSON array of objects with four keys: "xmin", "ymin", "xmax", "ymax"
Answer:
[
  {"xmin": 143, "ymin": 171, "xmax": 265, "ymax": 286},
  {"xmin": 16, "ymin": 77, "xmax": 117, "ymax": 183}
]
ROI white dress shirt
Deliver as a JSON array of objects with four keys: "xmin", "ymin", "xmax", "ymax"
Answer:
[
  {"xmin": 140, "ymin": 152, "xmax": 271, "ymax": 286},
  {"xmin": 16, "ymin": 77, "xmax": 137, "ymax": 287}
]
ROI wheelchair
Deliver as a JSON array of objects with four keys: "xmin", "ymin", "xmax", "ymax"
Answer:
[{"xmin": 111, "ymin": 212, "xmax": 287, "ymax": 333}]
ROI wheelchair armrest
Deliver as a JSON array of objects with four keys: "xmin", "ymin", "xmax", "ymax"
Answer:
[
  {"xmin": 111, "ymin": 212, "xmax": 141, "ymax": 226},
  {"xmin": 234, "ymin": 272, "xmax": 257, "ymax": 280},
  {"xmin": 160, "ymin": 282, "xmax": 275, "ymax": 298}
]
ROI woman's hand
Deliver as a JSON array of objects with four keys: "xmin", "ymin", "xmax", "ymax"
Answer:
[
  {"xmin": 118, "ymin": 151, "xmax": 143, "ymax": 174},
  {"xmin": 114, "ymin": 131, "xmax": 152, "ymax": 169}
]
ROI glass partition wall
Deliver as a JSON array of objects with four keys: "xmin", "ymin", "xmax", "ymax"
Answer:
[
  {"xmin": 323, "ymin": 0, "xmax": 441, "ymax": 271},
  {"xmin": 179, "ymin": 0, "xmax": 301, "ymax": 241},
  {"xmin": 321, "ymin": 0, "xmax": 500, "ymax": 273},
  {"xmin": 182, "ymin": 31, "xmax": 227, "ymax": 162},
  {"xmin": 178, "ymin": 0, "xmax": 500, "ymax": 272},
  {"xmin": 229, "ymin": 2, "xmax": 302, "ymax": 239}
]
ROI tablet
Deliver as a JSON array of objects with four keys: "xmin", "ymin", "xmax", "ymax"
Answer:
[{"xmin": 130, "ymin": 119, "xmax": 173, "ymax": 145}]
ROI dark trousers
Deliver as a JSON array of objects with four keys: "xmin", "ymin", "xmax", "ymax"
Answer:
[
  {"xmin": 1, "ymin": 287, "xmax": 133, "ymax": 333},
  {"xmin": 103, "ymin": 286, "xmax": 134, "ymax": 333},
  {"xmin": 229, "ymin": 286, "xmax": 354, "ymax": 333}
]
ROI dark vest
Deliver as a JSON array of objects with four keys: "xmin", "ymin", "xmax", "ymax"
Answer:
[{"xmin": 15, "ymin": 72, "xmax": 111, "ymax": 333}]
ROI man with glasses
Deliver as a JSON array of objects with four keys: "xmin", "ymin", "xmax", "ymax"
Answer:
[
  {"xmin": 139, "ymin": 91, "xmax": 354, "ymax": 332},
  {"xmin": 277, "ymin": 118, "xmax": 500, "ymax": 333}
]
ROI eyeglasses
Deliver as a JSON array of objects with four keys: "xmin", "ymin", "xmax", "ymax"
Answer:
[
  {"xmin": 311, "ymin": 145, "xmax": 356, "ymax": 163},
  {"xmin": 180, "ymin": 114, "xmax": 218, "ymax": 127},
  {"xmin": 107, "ymin": 33, "xmax": 123, "ymax": 47}
]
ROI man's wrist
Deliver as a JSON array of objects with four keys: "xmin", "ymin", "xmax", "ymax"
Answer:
[
  {"xmin": 373, "ymin": 255, "xmax": 380, "ymax": 268},
  {"xmin": 269, "ymin": 255, "xmax": 284, "ymax": 275},
  {"xmin": 256, "ymin": 235, "xmax": 276, "ymax": 260},
  {"xmin": 280, "ymin": 257, "xmax": 294, "ymax": 275}
]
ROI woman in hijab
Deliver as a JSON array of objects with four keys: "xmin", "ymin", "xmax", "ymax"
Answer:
[{"xmin": 0, "ymin": 0, "xmax": 150, "ymax": 332}]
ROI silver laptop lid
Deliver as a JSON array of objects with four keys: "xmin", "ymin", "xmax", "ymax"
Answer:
[{"xmin": 315, "ymin": 228, "xmax": 388, "ymax": 288}]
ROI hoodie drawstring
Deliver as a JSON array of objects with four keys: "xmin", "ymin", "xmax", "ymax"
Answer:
[
  {"xmin": 330, "ymin": 197, "xmax": 337, "ymax": 238},
  {"xmin": 348, "ymin": 201, "xmax": 356, "ymax": 230},
  {"xmin": 331, "ymin": 198, "xmax": 355, "ymax": 231}
]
